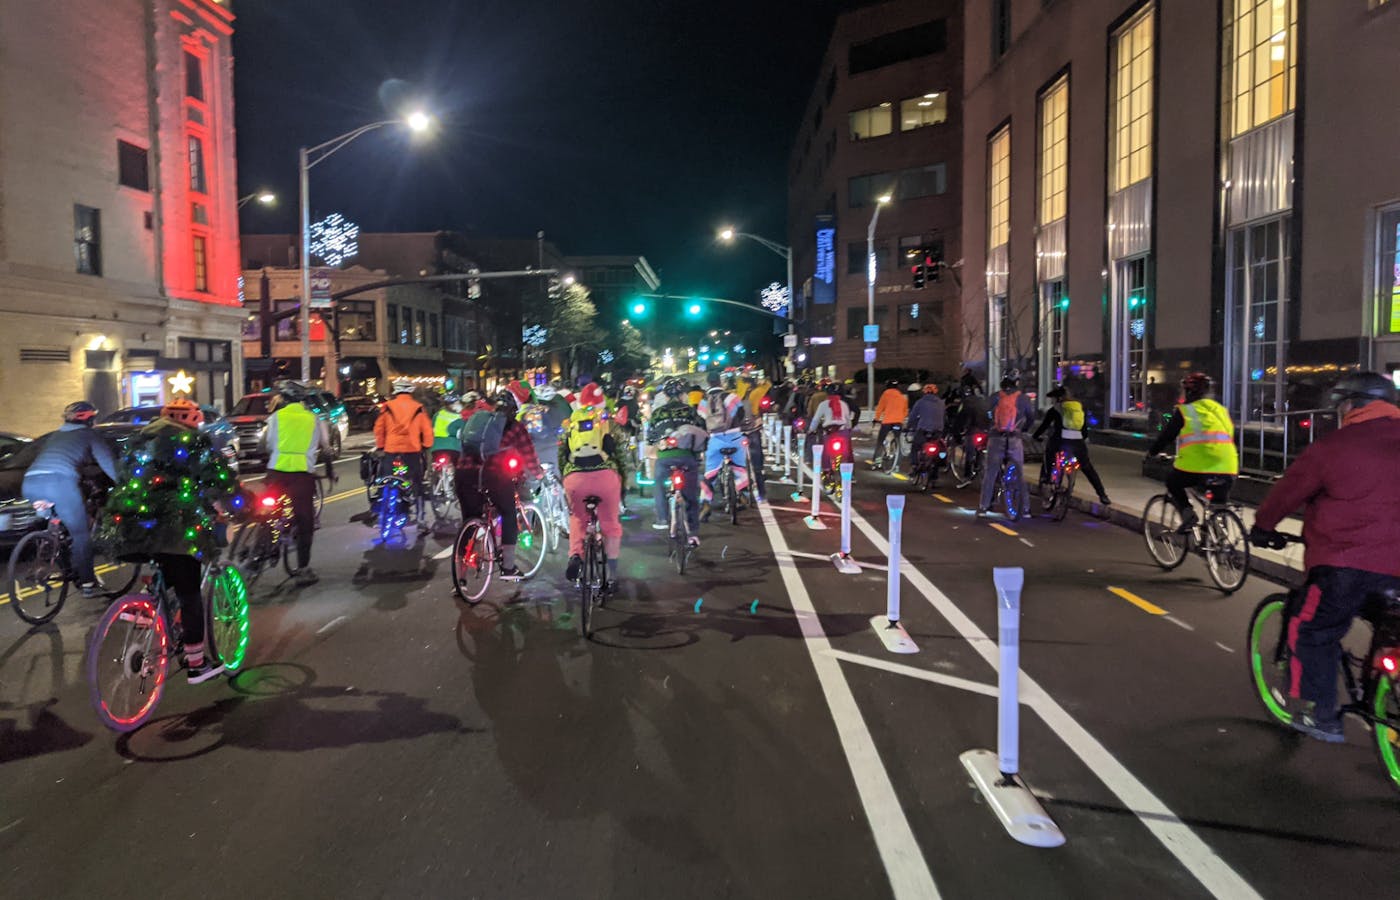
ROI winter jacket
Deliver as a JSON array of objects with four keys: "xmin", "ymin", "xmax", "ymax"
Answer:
[
  {"xmin": 374, "ymin": 394, "xmax": 434, "ymax": 453},
  {"xmin": 906, "ymin": 395, "xmax": 946, "ymax": 435},
  {"xmin": 874, "ymin": 388, "xmax": 909, "ymax": 425}
]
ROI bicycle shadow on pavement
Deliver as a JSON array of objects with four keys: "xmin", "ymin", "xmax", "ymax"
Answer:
[{"xmin": 0, "ymin": 626, "xmax": 94, "ymax": 765}]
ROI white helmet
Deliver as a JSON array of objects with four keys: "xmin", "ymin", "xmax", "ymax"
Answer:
[
  {"xmin": 534, "ymin": 384, "xmax": 557, "ymax": 401},
  {"xmin": 908, "ymin": 383, "xmax": 922, "ymax": 392},
  {"xmin": 392, "ymin": 379, "xmax": 414, "ymax": 394}
]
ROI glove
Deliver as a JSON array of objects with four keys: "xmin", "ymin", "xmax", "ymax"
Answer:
[{"xmin": 1248, "ymin": 526, "xmax": 1289, "ymax": 550}]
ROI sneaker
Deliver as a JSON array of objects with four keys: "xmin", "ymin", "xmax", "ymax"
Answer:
[
  {"xmin": 294, "ymin": 567, "xmax": 319, "ymax": 587},
  {"xmin": 1098, "ymin": 495, "xmax": 1113, "ymax": 507},
  {"xmin": 499, "ymin": 565, "xmax": 525, "ymax": 582},
  {"xmin": 975, "ymin": 508, "xmax": 988, "ymax": 518},
  {"xmin": 186, "ymin": 659, "xmax": 226, "ymax": 684},
  {"xmin": 686, "ymin": 535, "xmax": 701, "ymax": 549},
  {"xmin": 566, "ymin": 555, "xmax": 583, "ymax": 581},
  {"xmin": 651, "ymin": 521, "xmax": 671, "ymax": 531},
  {"xmin": 79, "ymin": 581, "xmax": 100, "ymax": 599},
  {"xmin": 1291, "ymin": 711, "xmax": 1345, "ymax": 744}
]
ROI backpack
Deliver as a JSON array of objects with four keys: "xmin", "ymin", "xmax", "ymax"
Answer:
[
  {"xmin": 993, "ymin": 391, "xmax": 1021, "ymax": 431},
  {"xmin": 567, "ymin": 408, "xmax": 609, "ymax": 460},
  {"xmin": 459, "ymin": 410, "xmax": 508, "ymax": 461}
]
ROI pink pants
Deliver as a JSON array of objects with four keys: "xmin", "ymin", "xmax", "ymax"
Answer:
[{"xmin": 564, "ymin": 469, "xmax": 623, "ymax": 559}]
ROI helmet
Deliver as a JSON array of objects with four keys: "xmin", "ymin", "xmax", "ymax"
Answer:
[
  {"xmin": 660, "ymin": 379, "xmax": 686, "ymax": 399},
  {"xmin": 161, "ymin": 398, "xmax": 204, "ymax": 429},
  {"xmin": 922, "ymin": 384, "xmax": 939, "ymax": 395},
  {"xmin": 463, "ymin": 390, "xmax": 482, "ymax": 408},
  {"xmin": 392, "ymin": 379, "xmax": 414, "ymax": 395},
  {"xmin": 578, "ymin": 382, "xmax": 606, "ymax": 408},
  {"xmin": 886, "ymin": 379, "xmax": 901, "ymax": 389},
  {"xmin": 1181, "ymin": 372, "xmax": 1213, "ymax": 402},
  {"xmin": 1328, "ymin": 372, "xmax": 1397, "ymax": 410},
  {"xmin": 442, "ymin": 392, "xmax": 460, "ymax": 405},
  {"xmin": 492, "ymin": 389, "xmax": 519, "ymax": 417},
  {"xmin": 63, "ymin": 401, "xmax": 98, "ymax": 424},
  {"xmin": 1047, "ymin": 385, "xmax": 1068, "ymax": 400},
  {"xmin": 907, "ymin": 383, "xmax": 921, "ymax": 392},
  {"xmin": 534, "ymin": 384, "xmax": 557, "ymax": 402},
  {"xmin": 1000, "ymin": 376, "xmax": 1019, "ymax": 390},
  {"xmin": 947, "ymin": 387, "xmax": 964, "ymax": 401}
]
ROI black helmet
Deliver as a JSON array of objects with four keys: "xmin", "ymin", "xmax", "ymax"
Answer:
[
  {"xmin": 660, "ymin": 378, "xmax": 686, "ymax": 399},
  {"xmin": 886, "ymin": 379, "xmax": 901, "ymax": 389},
  {"xmin": 1181, "ymin": 372, "xmax": 1212, "ymax": 402},
  {"xmin": 492, "ymin": 389, "xmax": 519, "ymax": 417},
  {"xmin": 1328, "ymin": 372, "xmax": 1397, "ymax": 410},
  {"xmin": 63, "ymin": 401, "xmax": 98, "ymax": 424},
  {"xmin": 1047, "ymin": 385, "xmax": 1067, "ymax": 400},
  {"xmin": 1000, "ymin": 376, "xmax": 1019, "ymax": 390}
]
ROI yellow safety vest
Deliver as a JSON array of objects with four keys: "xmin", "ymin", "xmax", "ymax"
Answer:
[
  {"xmin": 433, "ymin": 409, "xmax": 456, "ymax": 439},
  {"xmin": 1175, "ymin": 399, "xmax": 1238, "ymax": 474},
  {"xmin": 1061, "ymin": 400, "xmax": 1085, "ymax": 439},
  {"xmin": 270, "ymin": 403, "xmax": 316, "ymax": 473}
]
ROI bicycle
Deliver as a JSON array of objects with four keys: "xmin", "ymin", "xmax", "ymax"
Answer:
[
  {"xmin": 816, "ymin": 426, "xmax": 849, "ymax": 502},
  {"xmin": 1142, "ymin": 472, "xmax": 1250, "ymax": 593},
  {"xmin": 954, "ymin": 429, "xmax": 988, "ymax": 488},
  {"xmin": 1039, "ymin": 450, "xmax": 1079, "ymax": 522},
  {"xmin": 451, "ymin": 465, "xmax": 546, "ymax": 603},
  {"xmin": 226, "ymin": 490, "xmax": 298, "ymax": 589},
  {"xmin": 908, "ymin": 431, "xmax": 948, "ymax": 492},
  {"xmin": 714, "ymin": 446, "xmax": 744, "ymax": 525},
  {"xmin": 427, "ymin": 451, "xmax": 459, "ymax": 527},
  {"xmin": 85, "ymin": 557, "xmax": 250, "ymax": 732},
  {"xmin": 535, "ymin": 464, "xmax": 570, "ymax": 554},
  {"xmin": 872, "ymin": 424, "xmax": 903, "ymax": 474},
  {"xmin": 6, "ymin": 500, "xmax": 142, "ymax": 625},
  {"xmin": 1246, "ymin": 536, "xmax": 1400, "ymax": 793},
  {"xmin": 575, "ymin": 494, "xmax": 610, "ymax": 638},
  {"xmin": 985, "ymin": 433, "xmax": 1026, "ymax": 521},
  {"xmin": 370, "ymin": 453, "xmax": 420, "ymax": 547},
  {"xmin": 664, "ymin": 467, "xmax": 695, "ymax": 575}
]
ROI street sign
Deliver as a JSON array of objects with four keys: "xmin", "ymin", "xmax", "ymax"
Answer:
[
  {"xmin": 810, "ymin": 336, "xmax": 834, "ymax": 345},
  {"xmin": 863, "ymin": 324, "xmax": 879, "ymax": 343},
  {"xmin": 864, "ymin": 347, "xmax": 876, "ymax": 364},
  {"xmin": 783, "ymin": 333, "xmax": 798, "ymax": 348},
  {"xmin": 309, "ymin": 269, "xmax": 333, "ymax": 309}
]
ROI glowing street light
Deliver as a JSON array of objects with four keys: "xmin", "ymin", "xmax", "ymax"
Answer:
[
  {"xmin": 237, "ymin": 191, "xmax": 277, "ymax": 209},
  {"xmin": 406, "ymin": 110, "xmax": 432, "ymax": 133},
  {"xmin": 716, "ymin": 223, "xmax": 795, "ymax": 370}
]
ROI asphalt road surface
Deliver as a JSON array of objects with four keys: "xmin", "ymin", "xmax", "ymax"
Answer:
[{"xmin": 1, "ymin": 436, "xmax": 1396, "ymax": 899}]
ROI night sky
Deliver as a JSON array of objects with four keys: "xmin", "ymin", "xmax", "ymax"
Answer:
[{"xmin": 234, "ymin": 0, "xmax": 863, "ymax": 307}]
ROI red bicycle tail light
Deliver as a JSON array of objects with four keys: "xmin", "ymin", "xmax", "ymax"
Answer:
[
  {"xmin": 925, "ymin": 444, "xmax": 938, "ymax": 455},
  {"xmin": 507, "ymin": 456, "xmax": 520, "ymax": 471},
  {"xmin": 260, "ymin": 495, "xmax": 278, "ymax": 509},
  {"xmin": 671, "ymin": 473, "xmax": 684, "ymax": 487},
  {"xmin": 974, "ymin": 433, "xmax": 987, "ymax": 448},
  {"xmin": 1380, "ymin": 652, "xmax": 1399, "ymax": 675},
  {"xmin": 832, "ymin": 440, "xmax": 843, "ymax": 453},
  {"xmin": 1299, "ymin": 418, "xmax": 1311, "ymax": 431}
]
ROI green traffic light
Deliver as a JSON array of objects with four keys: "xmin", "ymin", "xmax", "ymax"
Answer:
[
  {"xmin": 686, "ymin": 303, "xmax": 702, "ymax": 317},
  {"xmin": 631, "ymin": 301, "xmax": 649, "ymax": 317}
]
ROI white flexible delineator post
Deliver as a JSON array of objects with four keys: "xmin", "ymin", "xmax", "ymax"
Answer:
[
  {"xmin": 804, "ymin": 443, "xmax": 826, "ymax": 529},
  {"xmin": 782, "ymin": 425, "xmax": 792, "ymax": 480},
  {"xmin": 831, "ymin": 462, "xmax": 860, "ymax": 573},
  {"xmin": 870, "ymin": 494, "xmax": 917, "ymax": 653},
  {"xmin": 961, "ymin": 567, "xmax": 1065, "ymax": 848}
]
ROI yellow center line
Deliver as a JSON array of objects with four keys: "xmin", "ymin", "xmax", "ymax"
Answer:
[
  {"xmin": 989, "ymin": 523, "xmax": 1018, "ymax": 537},
  {"xmin": 892, "ymin": 473, "xmax": 909, "ymax": 481},
  {"xmin": 324, "ymin": 488, "xmax": 362, "ymax": 504},
  {"xmin": 932, "ymin": 494, "xmax": 953, "ymax": 504},
  {"xmin": 1108, "ymin": 585, "xmax": 1167, "ymax": 616}
]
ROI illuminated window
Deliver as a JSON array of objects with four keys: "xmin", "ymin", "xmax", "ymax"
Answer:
[
  {"xmin": 1224, "ymin": 0, "xmax": 1297, "ymax": 138},
  {"xmin": 184, "ymin": 50, "xmax": 205, "ymax": 102},
  {"xmin": 987, "ymin": 127, "xmax": 1011, "ymax": 249},
  {"xmin": 1038, "ymin": 77, "xmax": 1069, "ymax": 225},
  {"xmin": 1109, "ymin": 6, "xmax": 1154, "ymax": 192},
  {"xmin": 414, "ymin": 310, "xmax": 426, "ymax": 346},
  {"xmin": 188, "ymin": 136, "xmax": 206, "ymax": 194},
  {"xmin": 74, "ymin": 205, "xmax": 101, "ymax": 276},
  {"xmin": 848, "ymin": 103, "xmax": 893, "ymax": 141},
  {"xmin": 1380, "ymin": 205, "xmax": 1400, "ymax": 335},
  {"xmin": 193, "ymin": 235, "xmax": 208, "ymax": 292},
  {"xmin": 900, "ymin": 93, "xmax": 947, "ymax": 131}
]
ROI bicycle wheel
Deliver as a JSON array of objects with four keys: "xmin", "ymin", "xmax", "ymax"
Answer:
[
  {"xmin": 429, "ymin": 473, "xmax": 456, "ymax": 524},
  {"xmin": 228, "ymin": 521, "xmax": 268, "ymax": 588},
  {"xmin": 95, "ymin": 552, "xmax": 141, "ymax": 599},
  {"xmin": 314, "ymin": 478, "xmax": 325, "ymax": 528},
  {"xmin": 1203, "ymin": 508, "xmax": 1250, "ymax": 593},
  {"xmin": 579, "ymin": 542, "xmax": 596, "ymax": 639},
  {"xmin": 206, "ymin": 565, "xmax": 251, "ymax": 673},
  {"xmin": 882, "ymin": 435, "xmax": 901, "ymax": 475},
  {"xmin": 1142, "ymin": 494, "xmax": 1188, "ymax": 570},
  {"xmin": 671, "ymin": 495, "xmax": 688, "ymax": 576},
  {"xmin": 726, "ymin": 470, "xmax": 739, "ymax": 525},
  {"xmin": 1001, "ymin": 463, "xmax": 1022, "ymax": 521},
  {"xmin": 1051, "ymin": 468, "xmax": 1076, "ymax": 522},
  {"xmin": 87, "ymin": 595, "xmax": 169, "ymax": 733},
  {"xmin": 452, "ymin": 519, "xmax": 493, "ymax": 603},
  {"xmin": 7, "ymin": 529, "xmax": 69, "ymax": 625},
  {"xmin": 1246, "ymin": 594, "xmax": 1295, "ymax": 726},
  {"xmin": 281, "ymin": 527, "xmax": 298, "ymax": 578},
  {"xmin": 515, "ymin": 504, "xmax": 546, "ymax": 579},
  {"xmin": 1373, "ymin": 672, "xmax": 1400, "ymax": 794}
]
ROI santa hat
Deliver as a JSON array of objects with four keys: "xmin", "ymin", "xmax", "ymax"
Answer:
[
  {"xmin": 506, "ymin": 380, "xmax": 533, "ymax": 406},
  {"xmin": 578, "ymin": 382, "xmax": 606, "ymax": 408}
]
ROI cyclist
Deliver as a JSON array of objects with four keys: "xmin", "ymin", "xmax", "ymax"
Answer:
[
  {"xmin": 365, "ymin": 380, "xmax": 434, "ymax": 526},
  {"xmin": 1034, "ymin": 385, "xmax": 1111, "ymax": 507},
  {"xmin": 700, "ymin": 383, "xmax": 749, "ymax": 522},
  {"xmin": 1146, "ymin": 372, "xmax": 1238, "ymax": 529},
  {"xmin": 22, "ymin": 401, "xmax": 119, "ymax": 596},
  {"xmin": 560, "ymin": 401, "xmax": 626, "ymax": 587},
  {"xmin": 431, "ymin": 393, "xmax": 465, "ymax": 466},
  {"xmin": 646, "ymin": 378, "xmax": 707, "ymax": 546},
  {"xmin": 1249, "ymin": 372, "xmax": 1400, "ymax": 742},
  {"xmin": 737, "ymin": 374, "xmax": 769, "ymax": 502},
  {"xmin": 265, "ymin": 386, "xmax": 335, "ymax": 586},
  {"xmin": 905, "ymin": 384, "xmax": 946, "ymax": 476},
  {"xmin": 807, "ymin": 382, "xmax": 852, "ymax": 478},
  {"xmin": 454, "ymin": 388, "xmax": 544, "ymax": 581},
  {"xmin": 871, "ymin": 379, "xmax": 909, "ymax": 467},
  {"xmin": 977, "ymin": 376, "xmax": 1035, "ymax": 517},
  {"xmin": 98, "ymin": 398, "xmax": 237, "ymax": 683}
]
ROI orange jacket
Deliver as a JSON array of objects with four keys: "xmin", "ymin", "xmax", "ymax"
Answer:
[
  {"xmin": 374, "ymin": 394, "xmax": 434, "ymax": 453},
  {"xmin": 874, "ymin": 388, "xmax": 908, "ymax": 424}
]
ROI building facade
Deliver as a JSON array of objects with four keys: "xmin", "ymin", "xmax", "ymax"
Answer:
[
  {"xmin": 787, "ymin": 0, "xmax": 965, "ymax": 381},
  {"xmin": 564, "ymin": 255, "xmax": 661, "ymax": 322},
  {"xmin": 0, "ymin": 0, "xmax": 244, "ymax": 435},
  {"xmin": 961, "ymin": 0, "xmax": 1400, "ymax": 469}
]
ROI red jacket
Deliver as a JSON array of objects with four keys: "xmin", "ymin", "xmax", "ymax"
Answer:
[{"xmin": 1254, "ymin": 406, "xmax": 1400, "ymax": 577}]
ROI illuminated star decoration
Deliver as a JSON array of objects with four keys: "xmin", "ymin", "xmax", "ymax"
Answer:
[
  {"xmin": 760, "ymin": 282, "xmax": 790, "ymax": 313},
  {"xmin": 168, "ymin": 369, "xmax": 195, "ymax": 395},
  {"xmin": 523, "ymin": 324, "xmax": 549, "ymax": 347},
  {"xmin": 308, "ymin": 213, "xmax": 360, "ymax": 267}
]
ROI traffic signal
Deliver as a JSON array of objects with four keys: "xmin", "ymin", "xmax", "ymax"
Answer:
[
  {"xmin": 928, "ymin": 259, "xmax": 941, "ymax": 283},
  {"xmin": 912, "ymin": 262, "xmax": 926, "ymax": 289},
  {"xmin": 630, "ymin": 299, "xmax": 650, "ymax": 318},
  {"xmin": 686, "ymin": 302, "xmax": 702, "ymax": 318}
]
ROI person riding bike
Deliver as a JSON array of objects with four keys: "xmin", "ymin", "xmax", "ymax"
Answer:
[
  {"xmin": 977, "ymin": 376, "xmax": 1036, "ymax": 517},
  {"xmin": 560, "ymin": 402, "xmax": 626, "ymax": 587},
  {"xmin": 700, "ymin": 383, "xmax": 750, "ymax": 522},
  {"xmin": 1146, "ymin": 372, "xmax": 1238, "ymax": 529},
  {"xmin": 1034, "ymin": 385, "xmax": 1111, "ymax": 506},
  {"xmin": 22, "ymin": 401, "xmax": 120, "ymax": 596},
  {"xmin": 454, "ymin": 388, "xmax": 544, "ymax": 581},
  {"xmin": 872, "ymin": 379, "xmax": 910, "ymax": 467},
  {"xmin": 431, "ymin": 393, "xmax": 465, "ymax": 466},
  {"xmin": 737, "ymin": 374, "xmax": 769, "ymax": 502},
  {"xmin": 905, "ymin": 384, "xmax": 946, "ymax": 476},
  {"xmin": 646, "ymin": 378, "xmax": 707, "ymax": 546},
  {"xmin": 807, "ymin": 382, "xmax": 853, "ymax": 475},
  {"xmin": 365, "ymin": 380, "xmax": 434, "ymax": 526},
  {"xmin": 1249, "ymin": 372, "xmax": 1400, "ymax": 743},
  {"xmin": 97, "ymin": 398, "xmax": 237, "ymax": 683},
  {"xmin": 265, "ymin": 385, "xmax": 335, "ymax": 586}
]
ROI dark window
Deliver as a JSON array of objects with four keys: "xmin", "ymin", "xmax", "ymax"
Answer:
[
  {"xmin": 847, "ymin": 241, "xmax": 891, "ymax": 275},
  {"xmin": 896, "ymin": 164, "xmax": 948, "ymax": 200},
  {"xmin": 898, "ymin": 300, "xmax": 944, "ymax": 336},
  {"xmin": 849, "ymin": 20, "xmax": 947, "ymax": 76},
  {"xmin": 184, "ymin": 51, "xmax": 205, "ymax": 102},
  {"xmin": 188, "ymin": 136, "xmax": 206, "ymax": 194},
  {"xmin": 848, "ymin": 172, "xmax": 896, "ymax": 208},
  {"xmin": 899, "ymin": 236, "xmax": 945, "ymax": 267},
  {"xmin": 74, "ymin": 205, "xmax": 101, "ymax": 276},
  {"xmin": 429, "ymin": 313, "xmax": 440, "ymax": 348},
  {"xmin": 387, "ymin": 304, "xmax": 400, "ymax": 344},
  {"xmin": 846, "ymin": 305, "xmax": 891, "ymax": 339},
  {"xmin": 193, "ymin": 235, "xmax": 208, "ymax": 291},
  {"xmin": 992, "ymin": 0, "xmax": 1011, "ymax": 60},
  {"xmin": 117, "ymin": 141, "xmax": 149, "ymax": 191}
]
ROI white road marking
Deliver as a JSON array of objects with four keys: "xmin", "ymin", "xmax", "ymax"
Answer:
[
  {"xmin": 1163, "ymin": 615, "xmax": 1195, "ymax": 632},
  {"xmin": 757, "ymin": 501, "xmax": 942, "ymax": 899},
  {"xmin": 824, "ymin": 648, "xmax": 1000, "ymax": 698},
  {"xmin": 778, "ymin": 549, "xmax": 888, "ymax": 572},
  {"xmin": 1019, "ymin": 538, "xmax": 1035, "ymax": 548},
  {"xmin": 432, "ymin": 546, "xmax": 454, "ymax": 560},
  {"xmin": 316, "ymin": 615, "xmax": 348, "ymax": 635},
  {"xmin": 842, "ymin": 505, "xmax": 1263, "ymax": 900},
  {"xmin": 1214, "ymin": 642, "xmax": 1235, "ymax": 654}
]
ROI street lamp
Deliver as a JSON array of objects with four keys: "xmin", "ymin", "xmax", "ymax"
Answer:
[
  {"xmin": 238, "ymin": 191, "xmax": 276, "ymax": 209},
  {"xmin": 866, "ymin": 193, "xmax": 892, "ymax": 414},
  {"xmin": 717, "ymin": 225, "xmax": 795, "ymax": 373},
  {"xmin": 298, "ymin": 109, "xmax": 434, "ymax": 388}
]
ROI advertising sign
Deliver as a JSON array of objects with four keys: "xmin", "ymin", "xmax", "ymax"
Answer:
[{"xmin": 814, "ymin": 215, "xmax": 836, "ymax": 305}]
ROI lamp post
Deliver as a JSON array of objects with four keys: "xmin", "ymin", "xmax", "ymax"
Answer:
[
  {"xmin": 298, "ymin": 111, "xmax": 432, "ymax": 386},
  {"xmin": 718, "ymin": 227, "xmax": 794, "ymax": 374},
  {"xmin": 237, "ymin": 191, "xmax": 276, "ymax": 209},
  {"xmin": 866, "ymin": 194, "xmax": 892, "ymax": 415}
]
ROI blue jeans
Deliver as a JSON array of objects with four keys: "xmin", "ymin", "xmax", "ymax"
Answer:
[
  {"xmin": 21, "ymin": 472, "xmax": 95, "ymax": 583},
  {"xmin": 653, "ymin": 456, "xmax": 700, "ymax": 533}
]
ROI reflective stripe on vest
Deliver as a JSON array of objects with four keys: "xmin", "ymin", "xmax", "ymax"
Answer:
[
  {"xmin": 1176, "ymin": 399, "xmax": 1238, "ymax": 474},
  {"xmin": 271, "ymin": 404, "xmax": 316, "ymax": 473},
  {"xmin": 433, "ymin": 409, "xmax": 456, "ymax": 439}
]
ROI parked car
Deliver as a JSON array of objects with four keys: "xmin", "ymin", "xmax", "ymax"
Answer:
[
  {"xmin": 227, "ymin": 387, "xmax": 348, "ymax": 466},
  {"xmin": 101, "ymin": 405, "xmax": 239, "ymax": 462},
  {"xmin": 0, "ymin": 431, "xmax": 32, "ymax": 462},
  {"xmin": 341, "ymin": 395, "xmax": 383, "ymax": 432}
]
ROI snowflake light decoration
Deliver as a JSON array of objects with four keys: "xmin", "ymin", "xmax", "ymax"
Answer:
[
  {"xmin": 308, "ymin": 213, "xmax": 360, "ymax": 267},
  {"xmin": 1129, "ymin": 318, "xmax": 1146, "ymax": 341},
  {"xmin": 598, "ymin": 349, "xmax": 615, "ymax": 365},
  {"xmin": 760, "ymin": 282, "xmax": 790, "ymax": 313},
  {"xmin": 523, "ymin": 324, "xmax": 549, "ymax": 347}
]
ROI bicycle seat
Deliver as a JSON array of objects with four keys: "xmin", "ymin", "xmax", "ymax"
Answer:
[
  {"xmin": 583, "ymin": 495, "xmax": 602, "ymax": 509},
  {"xmin": 720, "ymin": 447, "xmax": 739, "ymax": 456}
]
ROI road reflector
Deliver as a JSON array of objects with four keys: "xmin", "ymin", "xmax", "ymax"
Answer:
[{"xmin": 1108, "ymin": 586, "xmax": 1167, "ymax": 616}]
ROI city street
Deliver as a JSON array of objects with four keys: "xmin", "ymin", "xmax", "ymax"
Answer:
[{"xmin": 1, "ymin": 438, "xmax": 1395, "ymax": 900}]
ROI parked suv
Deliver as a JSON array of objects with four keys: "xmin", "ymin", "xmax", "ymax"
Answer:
[{"xmin": 227, "ymin": 387, "xmax": 348, "ymax": 466}]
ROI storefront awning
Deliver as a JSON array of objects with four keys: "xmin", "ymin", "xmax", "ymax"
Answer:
[{"xmin": 387, "ymin": 357, "xmax": 447, "ymax": 378}]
